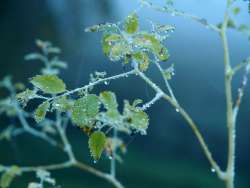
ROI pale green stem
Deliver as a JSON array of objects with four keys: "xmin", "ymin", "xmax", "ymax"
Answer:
[
  {"xmin": 136, "ymin": 69, "xmax": 225, "ymax": 179},
  {"xmin": 220, "ymin": 0, "xmax": 236, "ymax": 188},
  {"xmin": 110, "ymin": 129, "xmax": 118, "ymax": 177}
]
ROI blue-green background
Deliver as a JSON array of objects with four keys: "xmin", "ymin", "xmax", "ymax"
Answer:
[{"xmin": 0, "ymin": 0, "xmax": 250, "ymax": 187}]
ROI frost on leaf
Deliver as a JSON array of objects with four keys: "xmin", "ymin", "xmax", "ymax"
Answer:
[
  {"xmin": 30, "ymin": 75, "xmax": 66, "ymax": 94},
  {"xmin": 124, "ymin": 13, "xmax": 139, "ymax": 34},
  {"xmin": 72, "ymin": 94, "xmax": 100, "ymax": 127},
  {"xmin": 123, "ymin": 100, "xmax": 149, "ymax": 135},
  {"xmin": 88, "ymin": 131, "xmax": 106, "ymax": 161},
  {"xmin": 34, "ymin": 101, "xmax": 50, "ymax": 123},
  {"xmin": 0, "ymin": 166, "xmax": 21, "ymax": 188}
]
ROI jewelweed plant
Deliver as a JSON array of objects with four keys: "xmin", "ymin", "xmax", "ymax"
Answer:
[{"xmin": 0, "ymin": 0, "xmax": 250, "ymax": 188}]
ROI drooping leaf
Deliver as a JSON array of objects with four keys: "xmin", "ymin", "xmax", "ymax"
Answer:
[
  {"xmin": 88, "ymin": 131, "xmax": 106, "ymax": 161},
  {"xmin": 0, "ymin": 166, "xmax": 21, "ymax": 188},
  {"xmin": 72, "ymin": 94, "xmax": 100, "ymax": 127},
  {"xmin": 99, "ymin": 91, "xmax": 118, "ymax": 110},
  {"xmin": 30, "ymin": 75, "xmax": 66, "ymax": 94},
  {"xmin": 124, "ymin": 13, "xmax": 139, "ymax": 34},
  {"xmin": 34, "ymin": 101, "xmax": 50, "ymax": 123}
]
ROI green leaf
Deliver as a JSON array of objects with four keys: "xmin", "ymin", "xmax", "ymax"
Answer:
[
  {"xmin": 233, "ymin": 7, "xmax": 240, "ymax": 15},
  {"xmin": 99, "ymin": 91, "xmax": 118, "ymax": 110},
  {"xmin": 134, "ymin": 33, "xmax": 169, "ymax": 61},
  {"xmin": 124, "ymin": 13, "xmax": 139, "ymax": 34},
  {"xmin": 102, "ymin": 34, "xmax": 122, "ymax": 56},
  {"xmin": 132, "ymin": 52, "xmax": 150, "ymax": 71},
  {"xmin": 88, "ymin": 131, "xmax": 106, "ymax": 161},
  {"xmin": 52, "ymin": 96, "xmax": 73, "ymax": 112},
  {"xmin": 72, "ymin": 94, "xmax": 100, "ymax": 127},
  {"xmin": 109, "ymin": 42, "xmax": 130, "ymax": 61},
  {"xmin": 0, "ymin": 166, "xmax": 21, "ymax": 188},
  {"xmin": 30, "ymin": 75, "xmax": 66, "ymax": 94},
  {"xmin": 123, "ymin": 100, "xmax": 149, "ymax": 135},
  {"xmin": 34, "ymin": 101, "xmax": 50, "ymax": 123}
]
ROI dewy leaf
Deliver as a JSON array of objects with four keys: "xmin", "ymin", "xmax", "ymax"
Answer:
[
  {"xmin": 34, "ymin": 101, "xmax": 50, "ymax": 123},
  {"xmin": 102, "ymin": 34, "xmax": 122, "ymax": 56},
  {"xmin": 30, "ymin": 75, "xmax": 66, "ymax": 94},
  {"xmin": 124, "ymin": 13, "xmax": 139, "ymax": 34},
  {"xmin": 134, "ymin": 33, "xmax": 169, "ymax": 61},
  {"xmin": 52, "ymin": 96, "xmax": 73, "ymax": 112},
  {"xmin": 88, "ymin": 131, "xmax": 106, "ymax": 161},
  {"xmin": 123, "ymin": 100, "xmax": 149, "ymax": 135},
  {"xmin": 72, "ymin": 94, "xmax": 100, "ymax": 127},
  {"xmin": 132, "ymin": 52, "xmax": 150, "ymax": 71},
  {"xmin": 99, "ymin": 91, "xmax": 118, "ymax": 110},
  {"xmin": 0, "ymin": 166, "xmax": 21, "ymax": 188}
]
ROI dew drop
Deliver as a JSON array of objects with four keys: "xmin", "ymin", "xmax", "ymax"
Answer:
[
  {"xmin": 93, "ymin": 160, "xmax": 97, "ymax": 164},
  {"xmin": 108, "ymin": 156, "xmax": 113, "ymax": 160},
  {"xmin": 104, "ymin": 81, "xmax": 108, "ymax": 85},
  {"xmin": 175, "ymin": 108, "xmax": 180, "ymax": 112},
  {"xmin": 211, "ymin": 168, "xmax": 215, "ymax": 173}
]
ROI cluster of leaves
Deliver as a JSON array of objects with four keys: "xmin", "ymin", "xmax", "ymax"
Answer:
[
  {"xmin": 17, "ymin": 72, "xmax": 149, "ymax": 160},
  {"xmin": 85, "ymin": 12, "xmax": 173, "ymax": 71}
]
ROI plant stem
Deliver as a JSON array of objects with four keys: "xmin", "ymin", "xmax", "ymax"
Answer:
[
  {"xmin": 220, "ymin": 0, "xmax": 236, "ymax": 187},
  {"xmin": 110, "ymin": 129, "xmax": 118, "ymax": 177},
  {"xmin": 136, "ymin": 69, "xmax": 225, "ymax": 179}
]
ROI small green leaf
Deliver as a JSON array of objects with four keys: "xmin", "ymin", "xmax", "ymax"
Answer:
[
  {"xmin": 30, "ymin": 75, "xmax": 66, "ymax": 94},
  {"xmin": 233, "ymin": 7, "xmax": 240, "ymax": 15},
  {"xmin": 102, "ymin": 34, "xmax": 122, "ymax": 56},
  {"xmin": 124, "ymin": 13, "xmax": 139, "ymax": 34},
  {"xmin": 88, "ymin": 131, "xmax": 106, "ymax": 161},
  {"xmin": 0, "ymin": 166, "xmax": 21, "ymax": 188},
  {"xmin": 99, "ymin": 91, "xmax": 118, "ymax": 110},
  {"xmin": 132, "ymin": 52, "xmax": 150, "ymax": 71},
  {"xmin": 34, "ymin": 101, "xmax": 50, "ymax": 123},
  {"xmin": 123, "ymin": 100, "xmax": 149, "ymax": 135},
  {"xmin": 72, "ymin": 94, "xmax": 100, "ymax": 127},
  {"xmin": 134, "ymin": 33, "xmax": 169, "ymax": 61}
]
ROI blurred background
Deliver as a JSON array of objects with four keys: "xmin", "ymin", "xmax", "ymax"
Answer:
[{"xmin": 0, "ymin": 0, "xmax": 250, "ymax": 187}]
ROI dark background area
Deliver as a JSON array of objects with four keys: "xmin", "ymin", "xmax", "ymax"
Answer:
[{"xmin": 0, "ymin": 0, "xmax": 250, "ymax": 187}]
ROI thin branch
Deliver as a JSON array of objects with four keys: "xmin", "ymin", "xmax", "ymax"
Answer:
[
  {"xmin": 14, "ymin": 104, "xmax": 58, "ymax": 146},
  {"xmin": 139, "ymin": 91, "xmax": 163, "ymax": 111},
  {"xmin": 154, "ymin": 62, "xmax": 178, "ymax": 104},
  {"xmin": 42, "ymin": 70, "xmax": 136, "ymax": 102},
  {"xmin": 140, "ymin": 0, "xmax": 220, "ymax": 33},
  {"xmin": 135, "ymin": 69, "xmax": 225, "ymax": 179},
  {"xmin": 232, "ymin": 57, "xmax": 250, "ymax": 75},
  {"xmin": 1, "ymin": 160, "xmax": 124, "ymax": 188},
  {"xmin": 233, "ymin": 64, "xmax": 250, "ymax": 123}
]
